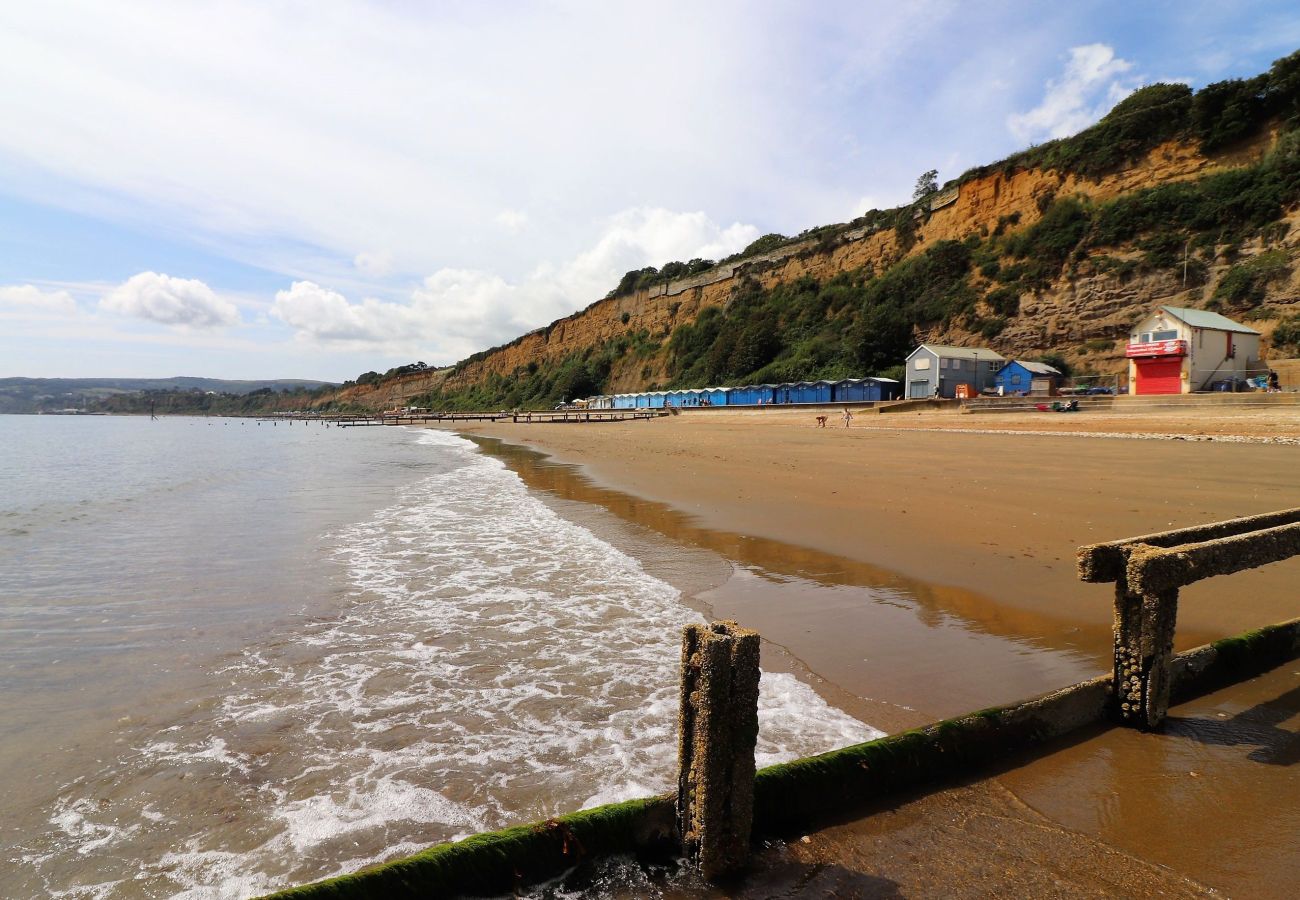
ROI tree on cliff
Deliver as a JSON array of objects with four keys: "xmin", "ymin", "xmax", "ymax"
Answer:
[{"xmin": 912, "ymin": 169, "xmax": 939, "ymax": 203}]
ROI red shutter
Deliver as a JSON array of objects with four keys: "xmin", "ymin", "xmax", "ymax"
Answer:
[{"xmin": 1135, "ymin": 358, "xmax": 1182, "ymax": 394}]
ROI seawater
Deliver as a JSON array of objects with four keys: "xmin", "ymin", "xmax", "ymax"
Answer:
[{"xmin": 0, "ymin": 417, "xmax": 878, "ymax": 898}]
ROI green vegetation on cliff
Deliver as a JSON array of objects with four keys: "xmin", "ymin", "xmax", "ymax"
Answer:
[
  {"xmin": 418, "ymin": 123, "xmax": 1300, "ymax": 411},
  {"xmin": 962, "ymin": 49, "xmax": 1300, "ymax": 183},
  {"xmin": 347, "ymin": 50, "xmax": 1300, "ymax": 413}
]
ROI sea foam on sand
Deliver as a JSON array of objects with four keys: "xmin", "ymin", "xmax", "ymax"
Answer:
[{"xmin": 33, "ymin": 427, "xmax": 880, "ymax": 899}]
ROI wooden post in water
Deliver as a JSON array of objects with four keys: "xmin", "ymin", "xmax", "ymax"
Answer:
[{"xmin": 677, "ymin": 620, "xmax": 760, "ymax": 881}]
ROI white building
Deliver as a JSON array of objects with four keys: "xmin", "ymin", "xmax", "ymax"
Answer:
[{"xmin": 1126, "ymin": 306, "xmax": 1262, "ymax": 394}]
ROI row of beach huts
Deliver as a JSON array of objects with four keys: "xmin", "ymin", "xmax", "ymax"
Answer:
[
  {"xmin": 580, "ymin": 306, "xmax": 1276, "ymax": 408},
  {"xmin": 585, "ymin": 377, "xmax": 901, "ymax": 409}
]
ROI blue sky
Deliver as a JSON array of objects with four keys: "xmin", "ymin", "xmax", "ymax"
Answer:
[{"xmin": 2, "ymin": 1, "xmax": 1298, "ymax": 382}]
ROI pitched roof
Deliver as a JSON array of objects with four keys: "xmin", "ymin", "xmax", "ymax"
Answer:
[
  {"xmin": 909, "ymin": 343, "xmax": 1005, "ymax": 361},
  {"xmin": 1008, "ymin": 360, "xmax": 1062, "ymax": 376},
  {"xmin": 1160, "ymin": 306, "xmax": 1260, "ymax": 335}
]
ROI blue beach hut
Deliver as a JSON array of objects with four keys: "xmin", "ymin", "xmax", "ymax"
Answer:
[
  {"xmin": 833, "ymin": 378, "xmax": 870, "ymax": 402},
  {"xmin": 834, "ymin": 377, "xmax": 900, "ymax": 401},
  {"xmin": 994, "ymin": 360, "xmax": 1062, "ymax": 396},
  {"xmin": 788, "ymin": 381, "xmax": 833, "ymax": 403},
  {"xmin": 731, "ymin": 384, "xmax": 775, "ymax": 405},
  {"xmin": 869, "ymin": 377, "xmax": 901, "ymax": 401}
]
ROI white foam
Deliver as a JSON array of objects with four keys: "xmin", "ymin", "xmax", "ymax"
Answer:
[
  {"xmin": 48, "ymin": 797, "xmax": 141, "ymax": 855},
  {"xmin": 29, "ymin": 427, "xmax": 880, "ymax": 897}
]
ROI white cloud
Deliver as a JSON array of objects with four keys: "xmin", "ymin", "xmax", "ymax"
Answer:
[
  {"xmin": 0, "ymin": 283, "xmax": 77, "ymax": 315},
  {"xmin": 494, "ymin": 209, "xmax": 528, "ymax": 233},
  {"xmin": 1008, "ymin": 44, "xmax": 1136, "ymax": 143},
  {"xmin": 271, "ymin": 281, "xmax": 398, "ymax": 343},
  {"xmin": 100, "ymin": 272, "xmax": 240, "ymax": 328},
  {"xmin": 271, "ymin": 207, "xmax": 758, "ymax": 360},
  {"xmin": 353, "ymin": 250, "xmax": 395, "ymax": 278},
  {"xmin": 0, "ymin": 2, "xmax": 953, "ymax": 287}
]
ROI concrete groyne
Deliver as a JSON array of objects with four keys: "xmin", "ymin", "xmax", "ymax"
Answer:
[{"xmin": 263, "ymin": 510, "xmax": 1300, "ymax": 899}]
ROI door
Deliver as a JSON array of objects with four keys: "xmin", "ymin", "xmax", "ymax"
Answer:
[{"xmin": 1135, "ymin": 358, "xmax": 1182, "ymax": 394}]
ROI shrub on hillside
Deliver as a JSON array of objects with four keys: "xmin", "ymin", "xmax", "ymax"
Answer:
[
  {"xmin": 1194, "ymin": 50, "xmax": 1300, "ymax": 152},
  {"xmin": 985, "ymin": 285, "xmax": 1020, "ymax": 317},
  {"xmin": 1272, "ymin": 314, "xmax": 1300, "ymax": 354},
  {"xmin": 1212, "ymin": 250, "xmax": 1292, "ymax": 308},
  {"xmin": 1004, "ymin": 196, "xmax": 1092, "ymax": 267}
]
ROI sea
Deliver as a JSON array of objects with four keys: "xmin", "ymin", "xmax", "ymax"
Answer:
[{"xmin": 0, "ymin": 415, "xmax": 878, "ymax": 899}]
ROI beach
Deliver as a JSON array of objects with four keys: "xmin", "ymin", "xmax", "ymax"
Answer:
[{"xmin": 444, "ymin": 405, "xmax": 1300, "ymax": 896}]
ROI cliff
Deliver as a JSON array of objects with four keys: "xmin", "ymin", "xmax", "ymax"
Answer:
[{"xmin": 320, "ymin": 56, "xmax": 1300, "ymax": 411}]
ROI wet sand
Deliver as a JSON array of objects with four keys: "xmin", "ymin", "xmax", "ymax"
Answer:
[{"xmin": 440, "ymin": 408, "xmax": 1300, "ymax": 896}]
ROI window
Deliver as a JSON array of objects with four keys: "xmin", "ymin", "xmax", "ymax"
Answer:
[
  {"xmin": 1152, "ymin": 329, "xmax": 1178, "ymax": 341},
  {"xmin": 1139, "ymin": 332, "xmax": 1152, "ymax": 343},
  {"xmin": 915, "ymin": 357, "xmax": 931, "ymax": 370},
  {"xmin": 1011, "ymin": 374, "xmax": 1022, "ymax": 385},
  {"xmin": 939, "ymin": 358, "xmax": 949, "ymax": 369}
]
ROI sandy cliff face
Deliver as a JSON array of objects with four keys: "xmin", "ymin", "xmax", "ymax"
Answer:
[{"xmin": 326, "ymin": 130, "xmax": 1290, "ymax": 408}]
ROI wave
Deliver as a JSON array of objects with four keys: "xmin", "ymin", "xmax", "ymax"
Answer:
[{"xmin": 24, "ymin": 428, "xmax": 879, "ymax": 898}]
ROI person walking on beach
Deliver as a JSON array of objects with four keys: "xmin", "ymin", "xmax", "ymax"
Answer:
[{"xmin": 841, "ymin": 407, "xmax": 853, "ymax": 428}]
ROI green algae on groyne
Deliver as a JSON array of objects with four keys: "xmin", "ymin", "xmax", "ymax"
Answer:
[{"xmin": 261, "ymin": 616, "xmax": 1300, "ymax": 900}]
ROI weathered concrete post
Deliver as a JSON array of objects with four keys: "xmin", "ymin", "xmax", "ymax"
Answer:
[
  {"xmin": 1080, "ymin": 508, "xmax": 1300, "ymax": 730},
  {"xmin": 1111, "ymin": 561, "xmax": 1180, "ymax": 729},
  {"xmin": 677, "ymin": 620, "xmax": 761, "ymax": 881}
]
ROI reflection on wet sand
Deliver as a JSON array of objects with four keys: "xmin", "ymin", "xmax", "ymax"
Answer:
[
  {"xmin": 1001, "ymin": 667, "xmax": 1300, "ymax": 896},
  {"xmin": 474, "ymin": 435, "xmax": 1108, "ymax": 727},
  {"xmin": 472, "ymin": 432, "xmax": 1300, "ymax": 896}
]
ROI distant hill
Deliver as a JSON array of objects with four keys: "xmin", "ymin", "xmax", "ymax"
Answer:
[{"xmin": 0, "ymin": 377, "xmax": 337, "ymax": 414}]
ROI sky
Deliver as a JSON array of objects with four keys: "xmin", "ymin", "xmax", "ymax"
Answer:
[{"xmin": 2, "ymin": 1, "xmax": 1298, "ymax": 382}]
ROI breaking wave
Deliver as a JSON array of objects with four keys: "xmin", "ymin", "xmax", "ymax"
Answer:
[{"xmin": 22, "ymin": 428, "xmax": 878, "ymax": 898}]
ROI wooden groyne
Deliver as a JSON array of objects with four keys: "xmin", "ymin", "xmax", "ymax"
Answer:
[{"xmin": 262, "ymin": 509, "xmax": 1300, "ymax": 899}]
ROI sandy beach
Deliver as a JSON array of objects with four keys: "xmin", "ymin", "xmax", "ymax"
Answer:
[
  {"xmin": 441, "ymin": 404, "xmax": 1300, "ymax": 897},
  {"xmin": 462, "ymin": 406, "xmax": 1300, "ymax": 653}
]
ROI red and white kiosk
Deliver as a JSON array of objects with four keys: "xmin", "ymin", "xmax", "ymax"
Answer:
[
  {"xmin": 1126, "ymin": 306, "xmax": 1261, "ymax": 395},
  {"xmin": 1126, "ymin": 337, "xmax": 1189, "ymax": 395}
]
